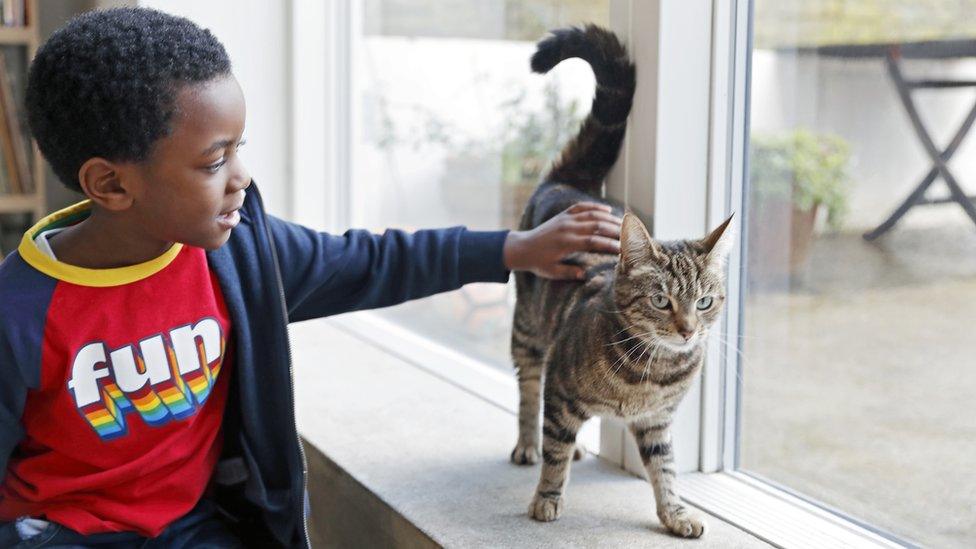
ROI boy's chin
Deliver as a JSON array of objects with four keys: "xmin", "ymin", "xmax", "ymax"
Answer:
[{"xmin": 182, "ymin": 230, "xmax": 233, "ymax": 251}]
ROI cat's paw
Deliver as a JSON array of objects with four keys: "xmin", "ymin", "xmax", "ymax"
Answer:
[
  {"xmin": 658, "ymin": 505, "xmax": 706, "ymax": 538},
  {"xmin": 528, "ymin": 493, "xmax": 563, "ymax": 522},
  {"xmin": 510, "ymin": 442, "xmax": 540, "ymax": 465},
  {"xmin": 573, "ymin": 445, "xmax": 585, "ymax": 461}
]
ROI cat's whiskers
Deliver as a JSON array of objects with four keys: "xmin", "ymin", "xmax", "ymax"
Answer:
[
  {"xmin": 710, "ymin": 334, "xmax": 746, "ymax": 359},
  {"xmin": 709, "ymin": 334, "xmax": 749, "ymax": 385},
  {"xmin": 607, "ymin": 340, "xmax": 645, "ymax": 376},
  {"xmin": 638, "ymin": 340, "xmax": 659, "ymax": 384},
  {"xmin": 644, "ymin": 338, "xmax": 669, "ymax": 382},
  {"xmin": 609, "ymin": 322, "xmax": 640, "ymax": 338},
  {"xmin": 604, "ymin": 338, "xmax": 649, "ymax": 381},
  {"xmin": 605, "ymin": 329, "xmax": 656, "ymax": 347}
]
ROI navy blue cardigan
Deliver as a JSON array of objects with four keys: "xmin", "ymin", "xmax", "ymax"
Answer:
[
  {"xmin": 207, "ymin": 184, "xmax": 510, "ymax": 546},
  {"xmin": 0, "ymin": 183, "xmax": 511, "ymax": 547}
]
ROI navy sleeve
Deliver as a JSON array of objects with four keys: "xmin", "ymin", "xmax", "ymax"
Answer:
[
  {"xmin": 0, "ymin": 346, "xmax": 27, "ymax": 486},
  {"xmin": 0, "ymin": 253, "xmax": 53, "ymax": 485},
  {"xmin": 265, "ymin": 215, "xmax": 511, "ymax": 322}
]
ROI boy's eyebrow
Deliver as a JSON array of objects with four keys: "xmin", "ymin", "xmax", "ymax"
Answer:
[{"xmin": 201, "ymin": 139, "xmax": 237, "ymax": 157}]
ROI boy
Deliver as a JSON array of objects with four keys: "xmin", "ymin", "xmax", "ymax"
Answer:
[{"xmin": 0, "ymin": 7, "xmax": 622, "ymax": 548}]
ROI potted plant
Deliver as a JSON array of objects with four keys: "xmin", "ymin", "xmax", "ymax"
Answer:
[
  {"xmin": 748, "ymin": 128, "xmax": 852, "ymax": 284},
  {"xmin": 368, "ymin": 80, "xmax": 582, "ymax": 230},
  {"xmin": 497, "ymin": 82, "xmax": 582, "ymax": 228}
]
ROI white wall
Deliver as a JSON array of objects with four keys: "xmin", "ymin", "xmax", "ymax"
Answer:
[
  {"xmin": 137, "ymin": 0, "xmax": 293, "ymax": 217},
  {"xmin": 42, "ymin": 0, "xmax": 101, "ymax": 212},
  {"xmin": 751, "ymin": 50, "xmax": 976, "ymax": 232}
]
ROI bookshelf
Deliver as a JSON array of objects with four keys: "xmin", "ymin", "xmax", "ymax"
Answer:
[{"xmin": 0, "ymin": 0, "xmax": 43, "ymax": 226}]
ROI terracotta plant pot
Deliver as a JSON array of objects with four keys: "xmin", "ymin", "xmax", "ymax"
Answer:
[
  {"xmin": 747, "ymin": 198, "xmax": 820, "ymax": 287},
  {"xmin": 501, "ymin": 179, "xmax": 537, "ymax": 230}
]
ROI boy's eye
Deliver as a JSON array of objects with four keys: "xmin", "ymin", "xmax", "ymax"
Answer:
[
  {"xmin": 206, "ymin": 159, "xmax": 226, "ymax": 173},
  {"xmin": 204, "ymin": 140, "xmax": 244, "ymax": 173}
]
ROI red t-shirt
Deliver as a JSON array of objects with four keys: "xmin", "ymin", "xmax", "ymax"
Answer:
[{"xmin": 0, "ymin": 210, "xmax": 233, "ymax": 538}]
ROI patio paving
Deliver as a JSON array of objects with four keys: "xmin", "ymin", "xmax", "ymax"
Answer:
[{"xmin": 739, "ymin": 217, "xmax": 976, "ymax": 548}]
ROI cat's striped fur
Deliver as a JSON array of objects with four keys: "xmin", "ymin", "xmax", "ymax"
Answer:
[{"xmin": 511, "ymin": 25, "xmax": 734, "ymax": 538}]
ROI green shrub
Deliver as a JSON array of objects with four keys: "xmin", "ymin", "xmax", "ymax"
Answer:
[{"xmin": 750, "ymin": 128, "xmax": 853, "ymax": 229}]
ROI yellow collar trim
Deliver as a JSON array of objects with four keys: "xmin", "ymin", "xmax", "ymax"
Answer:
[{"xmin": 18, "ymin": 199, "xmax": 184, "ymax": 288}]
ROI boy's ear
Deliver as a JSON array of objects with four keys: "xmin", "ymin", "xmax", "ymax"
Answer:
[{"xmin": 77, "ymin": 158, "xmax": 133, "ymax": 211}]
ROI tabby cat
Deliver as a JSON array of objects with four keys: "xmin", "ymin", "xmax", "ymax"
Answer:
[{"xmin": 510, "ymin": 25, "xmax": 734, "ymax": 538}]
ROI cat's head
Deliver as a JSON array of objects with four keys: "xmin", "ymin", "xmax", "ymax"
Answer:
[{"xmin": 613, "ymin": 213, "xmax": 735, "ymax": 352}]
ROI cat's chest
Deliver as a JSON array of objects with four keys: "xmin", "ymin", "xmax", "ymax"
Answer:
[
  {"xmin": 613, "ymin": 396, "xmax": 657, "ymax": 418},
  {"xmin": 618, "ymin": 388, "xmax": 676, "ymax": 418},
  {"xmin": 593, "ymin": 363, "xmax": 700, "ymax": 419},
  {"xmin": 589, "ymin": 383, "xmax": 680, "ymax": 419}
]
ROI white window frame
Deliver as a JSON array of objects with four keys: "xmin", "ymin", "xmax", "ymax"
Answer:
[
  {"xmin": 291, "ymin": 0, "xmax": 519, "ymax": 410},
  {"xmin": 598, "ymin": 0, "xmax": 715, "ymax": 476},
  {"xmin": 599, "ymin": 0, "xmax": 740, "ymax": 477},
  {"xmin": 291, "ymin": 1, "xmax": 910, "ymax": 546}
]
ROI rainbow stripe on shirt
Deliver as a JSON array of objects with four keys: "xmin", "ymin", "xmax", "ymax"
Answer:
[{"xmin": 68, "ymin": 318, "xmax": 226, "ymax": 440}]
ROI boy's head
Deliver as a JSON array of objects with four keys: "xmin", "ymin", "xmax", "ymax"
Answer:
[{"xmin": 27, "ymin": 7, "xmax": 251, "ymax": 249}]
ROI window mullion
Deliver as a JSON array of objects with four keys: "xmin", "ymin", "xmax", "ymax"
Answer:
[{"xmin": 600, "ymin": 0, "xmax": 715, "ymax": 476}]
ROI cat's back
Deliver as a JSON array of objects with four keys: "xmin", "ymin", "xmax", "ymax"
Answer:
[{"xmin": 519, "ymin": 259, "xmax": 615, "ymax": 345}]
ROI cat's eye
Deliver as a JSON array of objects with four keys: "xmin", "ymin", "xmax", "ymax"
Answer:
[
  {"xmin": 650, "ymin": 294, "xmax": 671, "ymax": 310},
  {"xmin": 696, "ymin": 296, "xmax": 714, "ymax": 310}
]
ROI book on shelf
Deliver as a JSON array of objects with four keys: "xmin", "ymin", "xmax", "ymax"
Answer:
[
  {"xmin": 0, "ymin": 48, "xmax": 34, "ymax": 193},
  {"xmin": 0, "ymin": 46, "xmax": 31, "ymax": 195},
  {"xmin": 0, "ymin": 141, "xmax": 10, "ymax": 195},
  {"xmin": 0, "ymin": 0, "xmax": 30, "ymax": 260},
  {"xmin": 1, "ymin": 0, "xmax": 26, "ymax": 28}
]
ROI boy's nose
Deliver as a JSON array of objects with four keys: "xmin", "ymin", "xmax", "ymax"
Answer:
[{"xmin": 229, "ymin": 168, "xmax": 251, "ymax": 192}]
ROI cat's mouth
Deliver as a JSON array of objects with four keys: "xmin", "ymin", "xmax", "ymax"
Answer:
[{"xmin": 664, "ymin": 334, "xmax": 699, "ymax": 351}]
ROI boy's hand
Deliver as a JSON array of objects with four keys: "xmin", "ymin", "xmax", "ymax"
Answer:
[{"xmin": 503, "ymin": 202, "xmax": 622, "ymax": 280}]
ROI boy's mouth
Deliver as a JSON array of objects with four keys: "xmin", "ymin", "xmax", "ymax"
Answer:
[
  {"xmin": 217, "ymin": 193, "xmax": 245, "ymax": 230},
  {"xmin": 216, "ymin": 209, "xmax": 241, "ymax": 229}
]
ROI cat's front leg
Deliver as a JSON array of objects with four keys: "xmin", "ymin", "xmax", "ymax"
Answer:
[
  {"xmin": 629, "ymin": 417, "xmax": 706, "ymax": 538},
  {"xmin": 511, "ymin": 335, "xmax": 544, "ymax": 465},
  {"xmin": 529, "ymin": 389, "xmax": 589, "ymax": 522}
]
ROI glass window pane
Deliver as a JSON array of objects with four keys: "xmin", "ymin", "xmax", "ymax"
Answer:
[
  {"xmin": 740, "ymin": 2, "xmax": 976, "ymax": 546},
  {"xmin": 351, "ymin": 0, "xmax": 609, "ymax": 372}
]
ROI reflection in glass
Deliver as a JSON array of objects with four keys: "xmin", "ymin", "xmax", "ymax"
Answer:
[
  {"xmin": 351, "ymin": 1, "xmax": 609, "ymax": 371},
  {"xmin": 740, "ymin": 2, "xmax": 976, "ymax": 546}
]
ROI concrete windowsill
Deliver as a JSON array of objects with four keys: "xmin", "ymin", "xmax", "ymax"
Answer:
[{"xmin": 291, "ymin": 318, "xmax": 770, "ymax": 548}]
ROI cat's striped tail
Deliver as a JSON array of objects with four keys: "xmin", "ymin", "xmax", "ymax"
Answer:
[{"xmin": 531, "ymin": 25, "xmax": 635, "ymax": 196}]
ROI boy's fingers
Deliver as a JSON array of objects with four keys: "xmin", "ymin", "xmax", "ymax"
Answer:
[
  {"xmin": 575, "ymin": 234, "xmax": 621, "ymax": 254},
  {"xmin": 570, "ymin": 210, "xmax": 622, "ymax": 226},
  {"xmin": 573, "ymin": 220, "xmax": 621, "ymax": 239},
  {"xmin": 547, "ymin": 264, "xmax": 586, "ymax": 280},
  {"xmin": 567, "ymin": 202, "xmax": 612, "ymax": 214}
]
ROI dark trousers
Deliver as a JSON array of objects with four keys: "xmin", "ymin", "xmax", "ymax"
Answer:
[{"xmin": 0, "ymin": 498, "xmax": 242, "ymax": 549}]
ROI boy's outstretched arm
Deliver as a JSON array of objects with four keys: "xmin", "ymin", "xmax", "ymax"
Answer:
[{"xmin": 266, "ymin": 202, "xmax": 621, "ymax": 322}]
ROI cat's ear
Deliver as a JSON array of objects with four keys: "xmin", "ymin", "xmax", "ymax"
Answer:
[
  {"xmin": 620, "ymin": 213, "xmax": 663, "ymax": 272},
  {"xmin": 700, "ymin": 214, "xmax": 736, "ymax": 267}
]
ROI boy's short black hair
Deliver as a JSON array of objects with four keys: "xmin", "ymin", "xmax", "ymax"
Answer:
[{"xmin": 26, "ymin": 7, "xmax": 232, "ymax": 192}]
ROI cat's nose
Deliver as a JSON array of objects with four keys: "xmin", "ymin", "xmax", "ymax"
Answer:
[{"xmin": 677, "ymin": 327, "xmax": 695, "ymax": 341}]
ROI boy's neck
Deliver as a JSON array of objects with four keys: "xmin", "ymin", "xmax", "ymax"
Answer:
[{"xmin": 47, "ymin": 207, "xmax": 176, "ymax": 269}]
